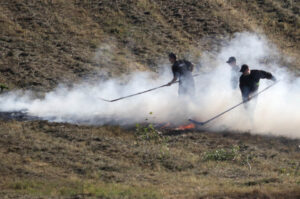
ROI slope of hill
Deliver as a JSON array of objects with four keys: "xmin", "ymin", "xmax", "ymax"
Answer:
[
  {"xmin": 0, "ymin": 1, "xmax": 299, "ymax": 199},
  {"xmin": 0, "ymin": 120, "xmax": 299, "ymax": 199},
  {"xmin": 0, "ymin": 0, "xmax": 299, "ymax": 90}
]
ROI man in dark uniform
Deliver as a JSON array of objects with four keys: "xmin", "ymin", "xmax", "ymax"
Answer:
[
  {"xmin": 167, "ymin": 53, "xmax": 195, "ymax": 97},
  {"xmin": 226, "ymin": 56, "xmax": 240, "ymax": 89},
  {"xmin": 239, "ymin": 64, "xmax": 276, "ymax": 105}
]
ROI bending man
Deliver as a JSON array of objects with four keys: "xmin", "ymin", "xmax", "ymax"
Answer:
[{"xmin": 239, "ymin": 64, "xmax": 276, "ymax": 108}]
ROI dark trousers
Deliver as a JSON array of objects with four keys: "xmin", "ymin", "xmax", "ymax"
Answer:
[{"xmin": 242, "ymin": 90, "xmax": 258, "ymax": 114}]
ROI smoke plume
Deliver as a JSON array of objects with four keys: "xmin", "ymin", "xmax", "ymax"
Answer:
[{"xmin": 0, "ymin": 32, "xmax": 299, "ymax": 138}]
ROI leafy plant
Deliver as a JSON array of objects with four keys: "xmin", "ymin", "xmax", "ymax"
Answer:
[
  {"xmin": 0, "ymin": 84, "xmax": 9, "ymax": 92},
  {"xmin": 135, "ymin": 111, "xmax": 166, "ymax": 144},
  {"xmin": 135, "ymin": 123, "xmax": 165, "ymax": 144},
  {"xmin": 203, "ymin": 145, "xmax": 240, "ymax": 161}
]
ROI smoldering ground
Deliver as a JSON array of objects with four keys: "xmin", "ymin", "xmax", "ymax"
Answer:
[{"xmin": 0, "ymin": 32, "xmax": 299, "ymax": 138}]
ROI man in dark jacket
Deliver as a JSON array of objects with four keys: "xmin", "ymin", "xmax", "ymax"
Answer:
[
  {"xmin": 167, "ymin": 53, "xmax": 195, "ymax": 97},
  {"xmin": 226, "ymin": 56, "xmax": 240, "ymax": 89},
  {"xmin": 239, "ymin": 64, "xmax": 276, "ymax": 104}
]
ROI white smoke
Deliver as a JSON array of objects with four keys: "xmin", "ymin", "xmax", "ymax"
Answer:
[
  {"xmin": 0, "ymin": 32, "xmax": 299, "ymax": 138},
  {"xmin": 193, "ymin": 32, "xmax": 300, "ymax": 138}
]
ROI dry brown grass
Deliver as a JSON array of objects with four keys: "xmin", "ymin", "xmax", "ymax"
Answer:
[
  {"xmin": 0, "ymin": 0, "xmax": 299, "ymax": 91},
  {"xmin": 0, "ymin": 120, "xmax": 299, "ymax": 198},
  {"xmin": 0, "ymin": 1, "xmax": 299, "ymax": 198}
]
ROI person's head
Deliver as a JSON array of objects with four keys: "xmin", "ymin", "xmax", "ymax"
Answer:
[
  {"xmin": 226, "ymin": 56, "xmax": 236, "ymax": 67},
  {"xmin": 168, "ymin": 53, "xmax": 176, "ymax": 64},
  {"xmin": 240, "ymin": 64, "xmax": 250, "ymax": 75}
]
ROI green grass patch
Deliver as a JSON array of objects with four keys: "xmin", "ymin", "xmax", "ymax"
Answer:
[
  {"xmin": 7, "ymin": 180, "xmax": 82, "ymax": 196},
  {"xmin": 203, "ymin": 145, "xmax": 240, "ymax": 161},
  {"xmin": 0, "ymin": 84, "xmax": 9, "ymax": 92},
  {"xmin": 6, "ymin": 180, "xmax": 161, "ymax": 198},
  {"xmin": 83, "ymin": 183, "xmax": 160, "ymax": 199}
]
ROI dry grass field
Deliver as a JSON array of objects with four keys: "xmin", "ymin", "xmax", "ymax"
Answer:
[
  {"xmin": 0, "ymin": 0, "xmax": 299, "ymax": 90},
  {"xmin": 0, "ymin": 120, "xmax": 299, "ymax": 198}
]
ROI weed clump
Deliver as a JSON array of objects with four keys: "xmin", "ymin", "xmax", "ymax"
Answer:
[
  {"xmin": 203, "ymin": 145, "xmax": 240, "ymax": 161},
  {"xmin": 135, "ymin": 123, "xmax": 167, "ymax": 144},
  {"xmin": 0, "ymin": 84, "xmax": 9, "ymax": 92}
]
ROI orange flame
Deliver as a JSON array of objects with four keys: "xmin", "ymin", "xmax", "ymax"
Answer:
[
  {"xmin": 175, "ymin": 123, "xmax": 196, "ymax": 131},
  {"xmin": 160, "ymin": 122, "xmax": 172, "ymax": 129}
]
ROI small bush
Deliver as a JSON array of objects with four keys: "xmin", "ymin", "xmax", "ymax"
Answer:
[
  {"xmin": 203, "ymin": 145, "xmax": 240, "ymax": 161},
  {"xmin": 135, "ymin": 123, "xmax": 166, "ymax": 144},
  {"xmin": 0, "ymin": 84, "xmax": 9, "ymax": 92}
]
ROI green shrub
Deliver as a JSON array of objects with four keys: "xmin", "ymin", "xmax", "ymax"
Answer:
[
  {"xmin": 0, "ymin": 84, "xmax": 9, "ymax": 92},
  {"xmin": 135, "ymin": 123, "xmax": 166, "ymax": 144},
  {"xmin": 203, "ymin": 145, "xmax": 240, "ymax": 161}
]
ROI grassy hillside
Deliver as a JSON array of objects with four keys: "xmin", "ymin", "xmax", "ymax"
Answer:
[
  {"xmin": 0, "ymin": 120, "xmax": 299, "ymax": 198},
  {"xmin": 0, "ymin": 0, "xmax": 299, "ymax": 90},
  {"xmin": 0, "ymin": 1, "xmax": 299, "ymax": 198}
]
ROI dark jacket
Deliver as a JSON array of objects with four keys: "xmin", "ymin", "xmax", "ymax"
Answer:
[
  {"xmin": 172, "ymin": 60, "xmax": 193, "ymax": 82},
  {"xmin": 172, "ymin": 60, "xmax": 195, "ymax": 96},
  {"xmin": 239, "ymin": 70, "xmax": 275, "ymax": 99}
]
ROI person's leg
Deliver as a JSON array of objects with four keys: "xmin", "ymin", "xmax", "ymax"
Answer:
[
  {"xmin": 180, "ymin": 78, "xmax": 195, "ymax": 99},
  {"xmin": 188, "ymin": 79, "xmax": 195, "ymax": 98},
  {"xmin": 243, "ymin": 96, "xmax": 249, "ymax": 109},
  {"xmin": 178, "ymin": 82, "xmax": 185, "ymax": 96},
  {"xmin": 245, "ymin": 91, "xmax": 258, "ymax": 126}
]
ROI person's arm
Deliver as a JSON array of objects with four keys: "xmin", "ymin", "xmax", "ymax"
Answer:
[
  {"xmin": 258, "ymin": 70, "xmax": 276, "ymax": 81},
  {"xmin": 167, "ymin": 64, "xmax": 179, "ymax": 86},
  {"xmin": 167, "ymin": 75, "xmax": 177, "ymax": 86},
  {"xmin": 239, "ymin": 77, "xmax": 244, "ymax": 95},
  {"xmin": 167, "ymin": 71, "xmax": 179, "ymax": 86}
]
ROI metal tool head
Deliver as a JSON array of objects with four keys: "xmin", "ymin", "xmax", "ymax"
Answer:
[{"xmin": 188, "ymin": 119, "xmax": 205, "ymax": 126}]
